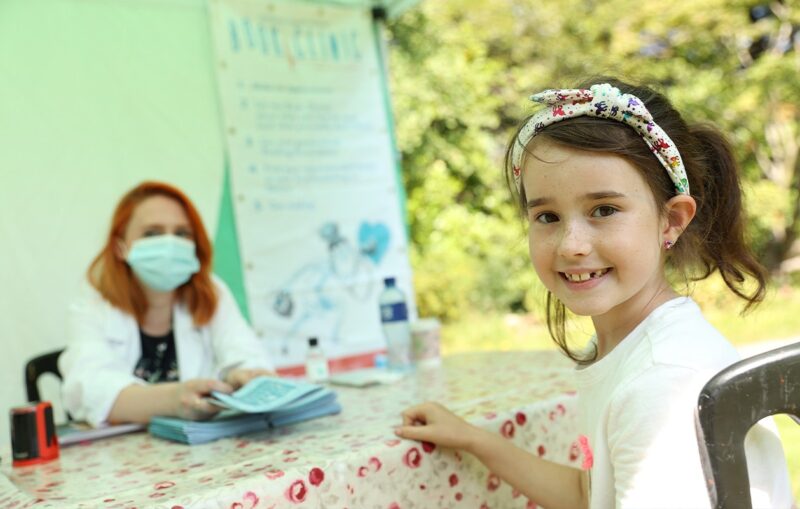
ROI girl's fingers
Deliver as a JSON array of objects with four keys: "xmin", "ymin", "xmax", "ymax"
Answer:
[
  {"xmin": 401, "ymin": 402, "xmax": 437, "ymax": 426},
  {"xmin": 394, "ymin": 424, "xmax": 430, "ymax": 442},
  {"xmin": 401, "ymin": 411, "xmax": 422, "ymax": 426}
]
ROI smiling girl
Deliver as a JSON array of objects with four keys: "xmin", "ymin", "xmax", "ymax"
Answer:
[{"xmin": 394, "ymin": 78, "xmax": 792, "ymax": 508}]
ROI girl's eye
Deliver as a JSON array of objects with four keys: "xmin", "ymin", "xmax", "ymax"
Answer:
[
  {"xmin": 175, "ymin": 228, "xmax": 193, "ymax": 239},
  {"xmin": 534, "ymin": 212, "xmax": 559, "ymax": 224},
  {"xmin": 142, "ymin": 229, "xmax": 162, "ymax": 237},
  {"xmin": 591, "ymin": 205, "xmax": 618, "ymax": 218}
]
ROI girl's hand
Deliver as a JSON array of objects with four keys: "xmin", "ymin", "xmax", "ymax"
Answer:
[
  {"xmin": 394, "ymin": 401, "xmax": 485, "ymax": 452},
  {"xmin": 224, "ymin": 367, "xmax": 277, "ymax": 389},
  {"xmin": 175, "ymin": 378, "xmax": 233, "ymax": 420}
]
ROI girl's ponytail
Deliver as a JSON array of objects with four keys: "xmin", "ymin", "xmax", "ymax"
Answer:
[{"xmin": 682, "ymin": 124, "xmax": 767, "ymax": 311}]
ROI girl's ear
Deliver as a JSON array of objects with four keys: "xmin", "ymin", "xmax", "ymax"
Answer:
[{"xmin": 662, "ymin": 195, "xmax": 697, "ymax": 244}]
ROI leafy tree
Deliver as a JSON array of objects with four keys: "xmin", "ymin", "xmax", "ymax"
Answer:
[{"xmin": 386, "ymin": 0, "xmax": 800, "ymax": 319}]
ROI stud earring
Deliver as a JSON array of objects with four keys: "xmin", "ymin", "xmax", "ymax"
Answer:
[{"xmin": 664, "ymin": 240, "xmax": 674, "ymax": 250}]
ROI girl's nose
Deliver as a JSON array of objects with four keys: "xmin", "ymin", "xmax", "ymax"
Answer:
[{"xmin": 557, "ymin": 222, "xmax": 592, "ymax": 258}]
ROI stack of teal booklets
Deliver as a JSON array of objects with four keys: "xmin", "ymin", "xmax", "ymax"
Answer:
[{"xmin": 149, "ymin": 377, "xmax": 341, "ymax": 444}]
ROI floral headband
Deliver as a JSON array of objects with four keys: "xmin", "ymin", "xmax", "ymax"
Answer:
[{"xmin": 510, "ymin": 83, "xmax": 690, "ymax": 195}]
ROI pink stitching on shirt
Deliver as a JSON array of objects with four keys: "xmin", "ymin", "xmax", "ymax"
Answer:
[{"xmin": 578, "ymin": 435, "xmax": 594, "ymax": 470}]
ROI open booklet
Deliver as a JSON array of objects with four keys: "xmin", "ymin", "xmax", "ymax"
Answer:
[{"xmin": 148, "ymin": 377, "xmax": 341, "ymax": 445}]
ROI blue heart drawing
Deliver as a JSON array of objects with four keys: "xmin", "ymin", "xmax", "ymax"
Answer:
[{"xmin": 358, "ymin": 221, "xmax": 390, "ymax": 264}]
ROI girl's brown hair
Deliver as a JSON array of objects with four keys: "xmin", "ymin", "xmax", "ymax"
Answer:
[
  {"xmin": 87, "ymin": 181, "xmax": 218, "ymax": 326},
  {"xmin": 504, "ymin": 77, "xmax": 767, "ymax": 362}
]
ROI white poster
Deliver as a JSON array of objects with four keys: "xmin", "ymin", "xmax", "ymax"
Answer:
[{"xmin": 209, "ymin": 0, "xmax": 414, "ymax": 369}]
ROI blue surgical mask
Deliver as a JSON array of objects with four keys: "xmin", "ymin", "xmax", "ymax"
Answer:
[{"xmin": 125, "ymin": 235, "xmax": 200, "ymax": 292}]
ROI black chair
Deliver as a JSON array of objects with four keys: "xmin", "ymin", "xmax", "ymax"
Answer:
[
  {"xmin": 695, "ymin": 341, "xmax": 800, "ymax": 509},
  {"xmin": 24, "ymin": 348, "xmax": 65, "ymax": 403}
]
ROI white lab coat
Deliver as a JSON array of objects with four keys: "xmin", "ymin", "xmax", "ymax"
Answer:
[{"xmin": 60, "ymin": 275, "xmax": 272, "ymax": 426}]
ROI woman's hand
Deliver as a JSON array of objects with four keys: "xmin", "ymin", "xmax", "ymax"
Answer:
[
  {"xmin": 394, "ymin": 401, "xmax": 486, "ymax": 453},
  {"xmin": 224, "ymin": 367, "xmax": 277, "ymax": 389},
  {"xmin": 174, "ymin": 378, "xmax": 233, "ymax": 420}
]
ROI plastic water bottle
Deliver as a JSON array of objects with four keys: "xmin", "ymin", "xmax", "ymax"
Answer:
[
  {"xmin": 379, "ymin": 277, "xmax": 412, "ymax": 371},
  {"xmin": 305, "ymin": 337, "xmax": 330, "ymax": 382}
]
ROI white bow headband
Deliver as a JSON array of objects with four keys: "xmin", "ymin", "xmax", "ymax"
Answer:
[{"xmin": 510, "ymin": 83, "xmax": 690, "ymax": 195}]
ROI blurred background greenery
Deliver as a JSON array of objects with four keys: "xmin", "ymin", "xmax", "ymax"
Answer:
[
  {"xmin": 386, "ymin": 0, "xmax": 799, "ymax": 324},
  {"xmin": 383, "ymin": 0, "xmax": 799, "ymax": 498}
]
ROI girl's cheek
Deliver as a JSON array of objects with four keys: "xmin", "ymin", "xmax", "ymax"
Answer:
[{"xmin": 529, "ymin": 250, "xmax": 550, "ymax": 277}]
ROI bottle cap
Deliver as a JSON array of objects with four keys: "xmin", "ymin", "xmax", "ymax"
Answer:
[
  {"xmin": 308, "ymin": 337, "xmax": 318, "ymax": 347},
  {"xmin": 383, "ymin": 277, "xmax": 396, "ymax": 287}
]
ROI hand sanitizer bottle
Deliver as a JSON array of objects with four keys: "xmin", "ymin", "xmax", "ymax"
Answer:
[{"xmin": 305, "ymin": 337, "xmax": 330, "ymax": 382}]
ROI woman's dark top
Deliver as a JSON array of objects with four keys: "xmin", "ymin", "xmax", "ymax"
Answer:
[{"xmin": 133, "ymin": 329, "xmax": 179, "ymax": 383}]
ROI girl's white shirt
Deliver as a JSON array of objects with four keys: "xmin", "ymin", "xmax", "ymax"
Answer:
[
  {"xmin": 59, "ymin": 275, "xmax": 273, "ymax": 427},
  {"xmin": 575, "ymin": 297, "xmax": 792, "ymax": 509}
]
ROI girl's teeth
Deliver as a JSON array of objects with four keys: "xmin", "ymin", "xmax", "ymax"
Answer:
[{"xmin": 566, "ymin": 269, "xmax": 607, "ymax": 282}]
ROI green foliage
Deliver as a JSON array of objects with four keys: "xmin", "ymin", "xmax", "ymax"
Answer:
[
  {"xmin": 388, "ymin": 3, "xmax": 544, "ymax": 319},
  {"xmin": 775, "ymin": 414, "xmax": 800, "ymax": 502},
  {"xmin": 387, "ymin": 0, "xmax": 800, "ymax": 321},
  {"xmin": 441, "ymin": 281, "xmax": 800, "ymax": 351}
]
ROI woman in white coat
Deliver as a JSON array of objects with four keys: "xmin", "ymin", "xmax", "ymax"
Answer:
[{"xmin": 60, "ymin": 181, "xmax": 274, "ymax": 426}]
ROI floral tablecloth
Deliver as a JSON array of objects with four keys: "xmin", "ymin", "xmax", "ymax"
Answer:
[{"xmin": 0, "ymin": 351, "xmax": 585, "ymax": 509}]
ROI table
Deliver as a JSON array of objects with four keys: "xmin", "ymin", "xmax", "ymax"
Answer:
[{"xmin": 0, "ymin": 351, "xmax": 586, "ymax": 509}]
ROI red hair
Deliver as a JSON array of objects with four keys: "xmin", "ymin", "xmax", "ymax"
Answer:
[{"xmin": 88, "ymin": 181, "xmax": 218, "ymax": 326}]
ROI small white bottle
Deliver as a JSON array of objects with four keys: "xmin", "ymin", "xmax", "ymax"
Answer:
[{"xmin": 305, "ymin": 337, "xmax": 330, "ymax": 383}]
